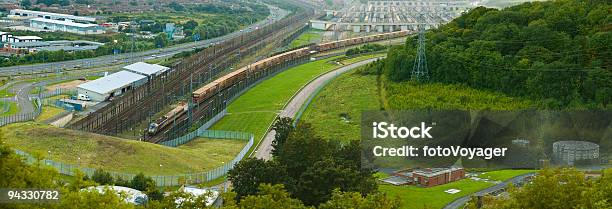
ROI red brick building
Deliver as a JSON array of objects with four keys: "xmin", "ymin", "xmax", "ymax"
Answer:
[{"xmin": 412, "ymin": 167, "xmax": 465, "ymax": 187}]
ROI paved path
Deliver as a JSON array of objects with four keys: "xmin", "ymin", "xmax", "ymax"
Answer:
[
  {"xmin": 442, "ymin": 172, "xmax": 536, "ymax": 209},
  {"xmin": 253, "ymin": 57, "xmax": 384, "ymax": 160}
]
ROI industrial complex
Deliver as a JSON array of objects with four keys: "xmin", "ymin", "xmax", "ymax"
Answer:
[
  {"xmin": 76, "ymin": 62, "xmax": 169, "ymax": 102},
  {"xmin": 311, "ymin": 0, "xmax": 472, "ymax": 32}
]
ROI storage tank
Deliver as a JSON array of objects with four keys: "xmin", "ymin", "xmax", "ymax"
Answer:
[{"xmin": 552, "ymin": 141, "xmax": 599, "ymax": 166}]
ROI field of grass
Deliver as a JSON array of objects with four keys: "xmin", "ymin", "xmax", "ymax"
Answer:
[
  {"xmin": 1, "ymin": 122, "xmax": 246, "ymax": 175},
  {"xmin": 301, "ymin": 73, "xmax": 379, "ymax": 142},
  {"xmin": 380, "ymin": 179, "xmax": 494, "ymax": 209},
  {"xmin": 289, "ymin": 29, "xmax": 323, "ymax": 48},
  {"xmin": 0, "ymin": 101, "xmax": 19, "ymax": 116},
  {"xmin": 35, "ymin": 106, "xmax": 65, "ymax": 122},
  {"xmin": 382, "ymin": 77, "xmax": 536, "ymax": 110},
  {"xmin": 0, "ymin": 85, "xmax": 16, "ymax": 97},
  {"xmin": 209, "ymin": 57, "xmax": 341, "ymax": 150},
  {"xmin": 478, "ymin": 169, "xmax": 536, "ymax": 181}
]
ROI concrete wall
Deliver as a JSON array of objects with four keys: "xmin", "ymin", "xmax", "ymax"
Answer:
[{"xmin": 50, "ymin": 112, "xmax": 73, "ymax": 128}]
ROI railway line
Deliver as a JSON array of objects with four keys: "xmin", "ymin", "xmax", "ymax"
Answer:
[
  {"xmin": 68, "ymin": 8, "xmax": 317, "ymax": 136},
  {"xmin": 145, "ymin": 31, "xmax": 411, "ymax": 143}
]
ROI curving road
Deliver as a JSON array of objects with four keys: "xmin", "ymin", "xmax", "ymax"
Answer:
[
  {"xmin": 0, "ymin": 6, "xmax": 289, "ymax": 76},
  {"xmin": 443, "ymin": 172, "xmax": 536, "ymax": 209},
  {"xmin": 253, "ymin": 57, "xmax": 384, "ymax": 160}
]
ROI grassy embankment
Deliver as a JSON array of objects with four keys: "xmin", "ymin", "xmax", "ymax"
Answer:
[
  {"xmin": 289, "ymin": 29, "xmax": 323, "ymax": 48},
  {"xmin": 209, "ymin": 54, "xmax": 385, "ymax": 154},
  {"xmin": 1, "ymin": 122, "xmax": 245, "ymax": 176}
]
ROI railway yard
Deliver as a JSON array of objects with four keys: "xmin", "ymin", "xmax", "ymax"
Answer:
[{"xmin": 2, "ymin": 0, "xmax": 606, "ymax": 208}]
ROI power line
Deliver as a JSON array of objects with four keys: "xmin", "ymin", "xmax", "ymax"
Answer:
[{"xmin": 411, "ymin": 12, "xmax": 429, "ymax": 82}]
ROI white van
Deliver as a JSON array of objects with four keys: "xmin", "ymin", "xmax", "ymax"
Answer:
[{"xmin": 77, "ymin": 94, "xmax": 91, "ymax": 101}]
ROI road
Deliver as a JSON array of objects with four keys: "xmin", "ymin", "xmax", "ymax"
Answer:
[
  {"xmin": 0, "ymin": 81, "xmax": 36, "ymax": 115},
  {"xmin": 253, "ymin": 57, "xmax": 384, "ymax": 160},
  {"xmin": 0, "ymin": 6, "xmax": 289, "ymax": 76},
  {"xmin": 442, "ymin": 172, "xmax": 536, "ymax": 209}
]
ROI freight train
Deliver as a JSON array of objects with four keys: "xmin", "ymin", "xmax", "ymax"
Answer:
[{"xmin": 149, "ymin": 30, "xmax": 410, "ymax": 138}]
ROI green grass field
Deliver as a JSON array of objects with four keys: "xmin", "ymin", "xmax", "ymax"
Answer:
[
  {"xmin": 0, "ymin": 101, "xmax": 19, "ymax": 116},
  {"xmin": 35, "ymin": 106, "xmax": 65, "ymax": 122},
  {"xmin": 380, "ymin": 179, "xmax": 495, "ymax": 209},
  {"xmin": 301, "ymin": 73, "xmax": 379, "ymax": 142},
  {"xmin": 289, "ymin": 29, "xmax": 323, "ymax": 48},
  {"xmin": 0, "ymin": 84, "xmax": 16, "ymax": 98},
  {"xmin": 1, "ymin": 122, "xmax": 246, "ymax": 175},
  {"xmin": 210, "ymin": 57, "xmax": 341, "ymax": 151},
  {"xmin": 478, "ymin": 169, "xmax": 536, "ymax": 181}
]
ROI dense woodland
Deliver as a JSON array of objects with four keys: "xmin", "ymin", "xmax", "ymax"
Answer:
[{"xmin": 382, "ymin": 0, "xmax": 611, "ymax": 108}]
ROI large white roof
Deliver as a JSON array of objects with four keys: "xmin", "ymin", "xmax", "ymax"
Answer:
[
  {"xmin": 11, "ymin": 9, "xmax": 96, "ymax": 22},
  {"xmin": 31, "ymin": 18, "xmax": 99, "ymax": 28},
  {"xmin": 78, "ymin": 70, "xmax": 146, "ymax": 94},
  {"xmin": 123, "ymin": 62, "xmax": 170, "ymax": 76}
]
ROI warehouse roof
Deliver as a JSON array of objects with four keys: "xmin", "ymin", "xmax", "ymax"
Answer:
[
  {"xmin": 78, "ymin": 71, "xmax": 146, "ymax": 94},
  {"xmin": 123, "ymin": 62, "xmax": 170, "ymax": 76},
  {"xmin": 31, "ymin": 18, "xmax": 99, "ymax": 28},
  {"xmin": 13, "ymin": 35, "xmax": 43, "ymax": 40}
]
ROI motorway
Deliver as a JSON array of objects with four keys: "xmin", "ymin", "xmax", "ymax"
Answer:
[
  {"xmin": 0, "ymin": 6, "xmax": 289, "ymax": 76},
  {"xmin": 443, "ymin": 172, "xmax": 537, "ymax": 209},
  {"xmin": 254, "ymin": 57, "xmax": 384, "ymax": 160}
]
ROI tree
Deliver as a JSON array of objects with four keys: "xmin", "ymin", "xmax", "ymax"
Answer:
[
  {"xmin": 319, "ymin": 189, "xmax": 401, "ymax": 209},
  {"xmin": 183, "ymin": 20, "xmax": 199, "ymax": 30},
  {"xmin": 223, "ymin": 184, "xmax": 310, "ymax": 209},
  {"xmin": 21, "ymin": 0, "xmax": 32, "ymax": 8},
  {"xmin": 59, "ymin": 0, "xmax": 70, "ymax": 7},
  {"xmin": 169, "ymin": 2, "xmax": 185, "ymax": 11},
  {"xmin": 467, "ymin": 168, "xmax": 612, "ymax": 209},
  {"xmin": 154, "ymin": 33, "xmax": 169, "ymax": 48},
  {"xmin": 227, "ymin": 158, "xmax": 287, "ymax": 200},
  {"xmin": 91, "ymin": 169, "xmax": 114, "ymax": 185},
  {"xmin": 271, "ymin": 117, "xmax": 294, "ymax": 157}
]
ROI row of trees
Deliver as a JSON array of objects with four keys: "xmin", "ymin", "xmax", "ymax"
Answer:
[
  {"xmin": 228, "ymin": 118, "xmax": 392, "ymax": 207},
  {"xmin": 345, "ymin": 44, "xmax": 387, "ymax": 56},
  {"xmin": 467, "ymin": 168, "xmax": 612, "ymax": 209},
  {"xmin": 383, "ymin": 0, "xmax": 611, "ymax": 108}
]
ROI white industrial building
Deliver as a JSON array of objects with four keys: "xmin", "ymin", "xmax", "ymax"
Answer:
[
  {"xmin": 77, "ymin": 71, "xmax": 147, "ymax": 102},
  {"xmin": 30, "ymin": 18, "xmax": 104, "ymax": 35},
  {"xmin": 10, "ymin": 9, "xmax": 96, "ymax": 23},
  {"xmin": 123, "ymin": 62, "xmax": 170, "ymax": 80}
]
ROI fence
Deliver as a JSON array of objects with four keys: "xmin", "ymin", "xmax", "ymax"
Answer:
[
  {"xmin": 0, "ymin": 97, "xmax": 42, "ymax": 127},
  {"xmin": 160, "ymin": 109, "xmax": 228, "ymax": 147},
  {"xmin": 12, "ymin": 107, "xmax": 253, "ymax": 187},
  {"xmin": 37, "ymin": 88, "xmax": 77, "ymax": 99},
  {"xmin": 13, "ymin": 129, "xmax": 253, "ymax": 187}
]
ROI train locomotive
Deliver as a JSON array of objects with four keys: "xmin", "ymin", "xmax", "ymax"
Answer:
[{"xmin": 147, "ymin": 101, "xmax": 189, "ymax": 135}]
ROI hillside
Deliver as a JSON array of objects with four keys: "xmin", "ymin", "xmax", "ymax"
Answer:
[
  {"xmin": 384, "ymin": 0, "xmax": 611, "ymax": 108},
  {"xmin": 1, "ymin": 122, "xmax": 245, "ymax": 175}
]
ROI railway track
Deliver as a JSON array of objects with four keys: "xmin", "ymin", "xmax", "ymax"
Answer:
[{"xmin": 68, "ymin": 9, "xmax": 317, "ymax": 137}]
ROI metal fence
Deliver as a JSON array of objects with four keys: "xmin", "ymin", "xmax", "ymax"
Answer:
[
  {"xmin": 0, "ymin": 98, "xmax": 42, "ymax": 127},
  {"xmin": 37, "ymin": 88, "xmax": 77, "ymax": 99},
  {"xmin": 14, "ymin": 129, "xmax": 253, "ymax": 187},
  {"xmin": 160, "ymin": 109, "xmax": 228, "ymax": 147}
]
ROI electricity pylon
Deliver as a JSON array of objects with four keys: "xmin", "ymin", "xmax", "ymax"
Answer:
[{"xmin": 411, "ymin": 13, "xmax": 429, "ymax": 82}]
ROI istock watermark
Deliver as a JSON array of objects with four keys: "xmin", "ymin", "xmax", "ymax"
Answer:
[{"xmin": 361, "ymin": 110, "xmax": 610, "ymax": 170}]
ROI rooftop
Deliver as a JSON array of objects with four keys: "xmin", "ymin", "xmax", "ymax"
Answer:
[
  {"xmin": 413, "ymin": 167, "xmax": 463, "ymax": 178},
  {"xmin": 78, "ymin": 71, "xmax": 146, "ymax": 94},
  {"xmin": 11, "ymin": 9, "xmax": 96, "ymax": 22},
  {"xmin": 13, "ymin": 35, "xmax": 43, "ymax": 40},
  {"xmin": 31, "ymin": 18, "xmax": 100, "ymax": 28},
  {"xmin": 123, "ymin": 62, "xmax": 170, "ymax": 76}
]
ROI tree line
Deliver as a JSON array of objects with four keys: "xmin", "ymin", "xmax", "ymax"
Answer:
[{"xmin": 382, "ymin": 0, "xmax": 611, "ymax": 109}]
